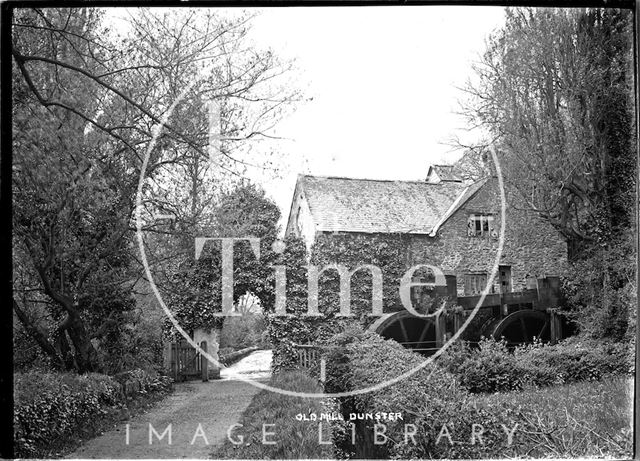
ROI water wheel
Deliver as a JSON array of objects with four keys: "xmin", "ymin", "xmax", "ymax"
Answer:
[
  {"xmin": 484, "ymin": 309, "xmax": 551, "ymax": 346},
  {"xmin": 375, "ymin": 312, "xmax": 438, "ymax": 356}
]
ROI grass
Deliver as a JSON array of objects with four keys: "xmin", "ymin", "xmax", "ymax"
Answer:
[
  {"xmin": 211, "ymin": 371, "xmax": 334, "ymax": 459},
  {"xmin": 472, "ymin": 376, "xmax": 633, "ymax": 458},
  {"xmin": 212, "ymin": 370, "xmax": 632, "ymax": 459}
]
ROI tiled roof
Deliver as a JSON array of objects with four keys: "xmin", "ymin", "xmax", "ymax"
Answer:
[
  {"xmin": 427, "ymin": 165, "xmax": 463, "ymax": 182},
  {"xmin": 299, "ymin": 175, "xmax": 470, "ymax": 234}
]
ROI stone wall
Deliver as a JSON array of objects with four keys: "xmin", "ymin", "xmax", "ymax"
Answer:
[{"xmin": 407, "ymin": 177, "xmax": 567, "ymax": 295}]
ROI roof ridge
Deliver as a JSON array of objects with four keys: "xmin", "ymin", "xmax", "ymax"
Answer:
[
  {"xmin": 288, "ymin": 173, "xmax": 478, "ymax": 236},
  {"xmin": 301, "ymin": 174, "xmax": 460, "ymax": 185}
]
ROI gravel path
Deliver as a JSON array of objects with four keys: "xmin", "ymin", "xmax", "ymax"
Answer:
[
  {"xmin": 221, "ymin": 349, "xmax": 272, "ymax": 381},
  {"xmin": 67, "ymin": 351, "xmax": 272, "ymax": 459}
]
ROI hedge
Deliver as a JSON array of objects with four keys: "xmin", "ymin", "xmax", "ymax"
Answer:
[
  {"xmin": 321, "ymin": 329, "xmax": 633, "ymax": 459},
  {"xmin": 438, "ymin": 336, "xmax": 633, "ymax": 393},
  {"xmin": 322, "ymin": 328, "xmax": 521, "ymax": 459},
  {"xmin": 14, "ymin": 369, "xmax": 172, "ymax": 457}
]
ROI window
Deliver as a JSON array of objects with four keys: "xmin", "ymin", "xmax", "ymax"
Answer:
[
  {"xmin": 499, "ymin": 265, "xmax": 512, "ymax": 293},
  {"xmin": 295, "ymin": 205, "xmax": 302, "ymax": 235},
  {"xmin": 464, "ymin": 273, "xmax": 495, "ymax": 295},
  {"xmin": 467, "ymin": 214, "xmax": 495, "ymax": 237}
]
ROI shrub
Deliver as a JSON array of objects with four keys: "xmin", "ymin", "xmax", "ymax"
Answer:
[
  {"xmin": 516, "ymin": 336, "xmax": 632, "ymax": 382},
  {"xmin": 112, "ymin": 368, "xmax": 173, "ymax": 394},
  {"xmin": 219, "ymin": 313, "xmax": 267, "ymax": 352},
  {"xmin": 439, "ymin": 336, "xmax": 634, "ymax": 393},
  {"xmin": 218, "ymin": 346, "xmax": 235, "ymax": 358},
  {"xmin": 438, "ymin": 338, "xmax": 526, "ymax": 392},
  {"xmin": 321, "ymin": 328, "xmax": 520, "ymax": 459},
  {"xmin": 14, "ymin": 371, "xmax": 121, "ymax": 457},
  {"xmin": 266, "ymin": 315, "xmax": 358, "ymax": 373},
  {"xmin": 321, "ymin": 329, "xmax": 632, "ymax": 459},
  {"xmin": 14, "ymin": 369, "xmax": 172, "ymax": 457},
  {"xmin": 99, "ymin": 315, "xmax": 165, "ymax": 375}
]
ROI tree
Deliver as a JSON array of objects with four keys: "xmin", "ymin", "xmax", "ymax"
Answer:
[
  {"xmin": 12, "ymin": 8, "xmax": 136, "ymax": 372},
  {"xmin": 461, "ymin": 8, "xmax": 635, "ymax": 249},
  {"xmin": 12, "ymin": 7, "xmax": 301, "ymax": 372},
  {"xmin": 460, "ymin": 7, "xmax": 636, "ymax": 340}
]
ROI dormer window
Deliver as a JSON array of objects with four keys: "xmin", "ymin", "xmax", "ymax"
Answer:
[{"xmin": 467, "ymin": 214, "xmax": 496, "ymax": 238}]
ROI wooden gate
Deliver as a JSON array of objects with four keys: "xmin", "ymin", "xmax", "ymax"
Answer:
[
  {"xmin": 170, "ymin": 340, "xmax": 209, "ymax": 382},
  {"xmin": 293, "ymin": 344, "xmax": 322, "ymax": 370}
]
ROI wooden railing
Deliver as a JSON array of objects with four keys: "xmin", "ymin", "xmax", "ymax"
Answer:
[{"xmin": 456, "ymin": 286, "xmax": 557, "ymax": 311}]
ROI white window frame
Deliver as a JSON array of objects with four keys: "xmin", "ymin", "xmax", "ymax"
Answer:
[{"xmin": 467, "ymin": 213, "xmax": 495, "ymax": 237}]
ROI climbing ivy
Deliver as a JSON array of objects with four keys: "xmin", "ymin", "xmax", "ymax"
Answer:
[
  {"xmin": 267, "ymin": 233, "xmax": 436, "ymax": 371},
  {"xmin": 266, "ymin": 231, "xmax": 482, "ymax": 371},
  {"xmin": 163, "ymin": 184, "xmax": 281, "ymax": 338},
  {"xmin": 310, "ymin": 233, "xmax": 410, "ymax": 317}
]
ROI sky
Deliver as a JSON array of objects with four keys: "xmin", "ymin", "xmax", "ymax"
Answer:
[
  {"xmin": 243, "ymin": 6, "xmax": 506, "ymax": 228},
  {"xmin": 108, "ymin": 6, "xmax": 507, "ymax": 230}
]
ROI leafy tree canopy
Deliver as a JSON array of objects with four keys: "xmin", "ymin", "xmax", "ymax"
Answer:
[
  {"xmin": 461, "ymin": 8, "xmax": 635, "ymax": 247},
  {"xmin": 12, "ymin": 7, "xmax": 301, "ymax": 373}
]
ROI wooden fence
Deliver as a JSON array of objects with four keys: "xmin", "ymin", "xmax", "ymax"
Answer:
[{"xmin": 293, "ymin": 344, "xmax": 322, "ymax": 370}]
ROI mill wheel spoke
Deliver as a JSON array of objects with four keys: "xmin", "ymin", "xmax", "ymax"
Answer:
[
  {"xmin": 538, "ymin": 320, "xmax": 549, "ymax": 338},
  {"xmin": 519, "ymin": 317, "xmax": 529, "ymax": 342},
  {"xmin": 399, "ymin": 319, "xmax": 410, "ymax": 346},
  {"xmin": 417, "ymin": 321, "xmax": 430, "ymax": 348}
]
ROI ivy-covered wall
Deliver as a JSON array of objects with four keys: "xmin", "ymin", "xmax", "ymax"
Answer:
[
  {"xmin": 267, "ymin": 234, "xmax": 448, "ymax": 371},
  {"xmin": 266, "ymin": 234, "xmax": 410, "ymax": 371}
]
